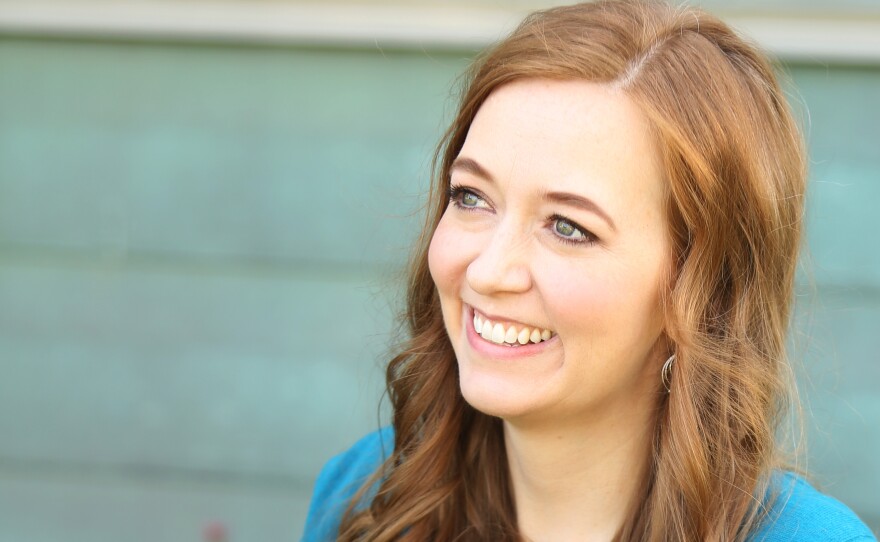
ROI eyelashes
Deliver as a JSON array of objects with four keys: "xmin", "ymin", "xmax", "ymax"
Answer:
[
  {"xmin": 447, "ymin": 185, "xmax": 490, "ymax": 211},
  {"xmin": 446, "ymin": 183, "xmax": 598, "ymax": 247},
  {"xmin": 548, "ymin": 213, "xmax": 594, "ymax": 246}
]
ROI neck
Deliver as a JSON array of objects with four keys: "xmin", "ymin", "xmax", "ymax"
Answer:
[{"xmin": 504, "ymin": 403, "xmax": 657, "ymax": 542}]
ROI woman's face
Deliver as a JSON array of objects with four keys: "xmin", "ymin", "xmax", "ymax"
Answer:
[{"xmin": 428, "ymin": 78, "xmax": 672, "ymax": 426}]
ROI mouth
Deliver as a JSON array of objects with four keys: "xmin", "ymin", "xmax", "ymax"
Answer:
[{"xmin": 466, "ymin": 307, "xmax": 556, "ymax": 348}]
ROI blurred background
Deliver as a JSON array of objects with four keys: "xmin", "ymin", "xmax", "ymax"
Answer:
[{"xmin": 0, "ymin": 0, "xmax": 877, "ymax": 540}]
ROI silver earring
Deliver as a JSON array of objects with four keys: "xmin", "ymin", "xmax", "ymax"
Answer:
[{"xmin": 661, "ymin": 354, "xmax": 676, "ymax": 393}]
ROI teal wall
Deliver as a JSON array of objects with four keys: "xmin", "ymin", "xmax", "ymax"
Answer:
[{"xmin": 0, "ymin": 35, "xmax": 877, "ymax": 540}]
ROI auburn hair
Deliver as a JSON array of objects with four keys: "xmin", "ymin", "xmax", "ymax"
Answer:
[{"xmin": 339, "ymin": 0, "xmax": 806, "ymax": 540}]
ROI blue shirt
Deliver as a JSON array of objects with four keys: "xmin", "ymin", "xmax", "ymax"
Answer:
[{"xmin": 302, "ymin": 428, "xmax": 876, "ymax": 541}]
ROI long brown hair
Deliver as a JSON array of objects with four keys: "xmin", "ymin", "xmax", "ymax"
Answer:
[{"xmin": 339, "ymin": 1, "xmax": 806, "ymax": 540}]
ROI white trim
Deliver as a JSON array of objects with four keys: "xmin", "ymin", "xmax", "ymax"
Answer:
[
  {"xmin": 1, "ymin": 1, "xmax": 879, "ymax": 63},
  {"xmin": 730, "ymin": 17, "xmax": 880, "ymax": 64},
  {"xmin": 0, "ymin": 1, "xmax": 527, "ymax": 48}
]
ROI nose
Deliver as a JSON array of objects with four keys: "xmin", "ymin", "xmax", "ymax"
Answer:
[{"xmin": 465, "ymin": 225, "xmax": 533, "ymax": 295}]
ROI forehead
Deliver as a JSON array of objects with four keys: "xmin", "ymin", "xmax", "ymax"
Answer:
[{"xmin": 459, "ymin": 78, "xmax": 665, "ymax": 215}]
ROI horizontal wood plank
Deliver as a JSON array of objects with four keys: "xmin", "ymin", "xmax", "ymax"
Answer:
[
  {"xmin": 0, "ymin": 469, "xmax": 313, "ymax": 542},
  {"xmin": 0, "ymin": 38, "xmax": 467, "ymax": 267},
  {"xmin": 0, "ymin": 262, "xmax": 390, "ymax": 479}
]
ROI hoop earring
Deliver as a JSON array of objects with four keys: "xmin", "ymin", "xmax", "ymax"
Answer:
[{"xmin": 661, "ymin": 354, "xmax": 676, "ymax": 393}]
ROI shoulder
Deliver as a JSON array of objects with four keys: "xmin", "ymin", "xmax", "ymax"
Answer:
[
  {"xmin": 750, "ymin": 471, "xmax": 876, "ymax": 542},
  {"xmin": 301, "ymin": 427, "xmax": 395, "ymax": 542}
]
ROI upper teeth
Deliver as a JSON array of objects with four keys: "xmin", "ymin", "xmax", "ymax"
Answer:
[{"xmin": 473, "ymin": 312, "xmax": 554, "ymax": 346}]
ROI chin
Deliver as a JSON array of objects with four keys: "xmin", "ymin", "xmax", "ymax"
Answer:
[
  {"xmin": 461, "ymin": 392, "xmax": 529, "ymax": 420},
  {"xmin": 458, "ymin": 366, "xmax": 544, "ymax": 420}
]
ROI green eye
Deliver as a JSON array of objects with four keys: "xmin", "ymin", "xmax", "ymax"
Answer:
[
  {"xmin": 550, "ymin": 215, "xmax": 594, "ymax": 246},
  {"xmin": 448, "ymin": 186, "xmax": 489, "ymax": 210},
  {"xmin": 555, "ymin": 218, "xmax": 581, "ymax": 238},
  {"xmin": 461, "ymin": 192, "xmax": 480, "ymax": 207}
]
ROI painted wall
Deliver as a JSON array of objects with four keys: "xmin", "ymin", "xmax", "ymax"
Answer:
[{"xmin": 0, "ymin": 34, "xmax": 877, "ymax": 540}]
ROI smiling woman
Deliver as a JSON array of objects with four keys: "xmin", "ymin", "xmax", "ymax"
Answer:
[
  {"xmin": 430, "ymin": 80, "xmax": 670, "ymax": 432},
  {"xmin": 302, "ymin": 1, "xmax": 875, "ymax": 541}
]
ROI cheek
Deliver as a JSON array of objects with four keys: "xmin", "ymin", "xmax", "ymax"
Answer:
[
  {"xmin": 539, "ymin": 260, "xmax": 662, "ymax": 342},
  {"xmin": 547, "ymin": 269, "xmax": 617, "ymax": 332},
  {"xmin": 427, "ymin": 213, "xmax": 465, "ymax": 294}
]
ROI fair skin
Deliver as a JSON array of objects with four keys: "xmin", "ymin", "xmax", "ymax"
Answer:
[{"xmin": 427, "ymin": 78, "xmax": 672, "ymax": 541}]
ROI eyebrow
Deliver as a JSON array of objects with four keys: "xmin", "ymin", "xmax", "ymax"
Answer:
[
  {"xmin": 450, "ymin": 156, "xmax": 618, "ymax": 232},
  {"xmin": 543, "ymin": 191, "xmax": 617, "ymax": 232},
  {"xmin": 451, "ymin": 156, "xmax": 495, "ymax": 183}
]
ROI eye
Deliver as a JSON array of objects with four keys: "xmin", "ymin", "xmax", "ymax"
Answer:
[
  {"xmin": 460, "ymin": 191, "xmax": 482, "ymax": 207},
  {"xmin": 550, "ymin": 214, "xmax": 596, "ymax": 246},
  {"xmin": 448, "ymin": 184, "xmax": 491, "ymax": 211}
]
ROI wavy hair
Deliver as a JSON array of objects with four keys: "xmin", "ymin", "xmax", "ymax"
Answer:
[{"xmin": 339, "ymin": 0, "xmax": 806, "ymax": 540}]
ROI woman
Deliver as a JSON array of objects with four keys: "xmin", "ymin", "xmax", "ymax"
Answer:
[{"xmin": 303, "ymin": 1, "xmax": 875, "ymax": 540}]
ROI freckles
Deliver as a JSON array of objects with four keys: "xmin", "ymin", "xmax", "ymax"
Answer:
[
  {"xmin": 428, "ymin": 216, "xmax": 468, "ymax": 290},
  {"xmin": 552, "ymin": 276, "xmax": 615, "ymax": 325},
  {"xmin": 541, "ymin": 255, "xmax": 606, "ymax": 297},
  {"xmin": 538, "ymin": 261, "xmax": 626, "ymax": 338},
  {"xmin": 427, "ymin": 231, "xmax": 448, "ymax": 288}
]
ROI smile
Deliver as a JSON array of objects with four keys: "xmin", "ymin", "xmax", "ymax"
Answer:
[{"xmin": 472, "ymin": 308, "xmax": 555, "ymax": 347}]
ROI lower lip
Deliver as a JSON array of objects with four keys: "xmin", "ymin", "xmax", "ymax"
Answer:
[{"xmin": 464, "ymin": 306, "xmax": 558, "ymax": 360}]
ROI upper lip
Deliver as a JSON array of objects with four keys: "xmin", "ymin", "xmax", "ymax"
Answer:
[{"xmin": 467, "ymin": 303, "xmax": 550, "ymax": 331}]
